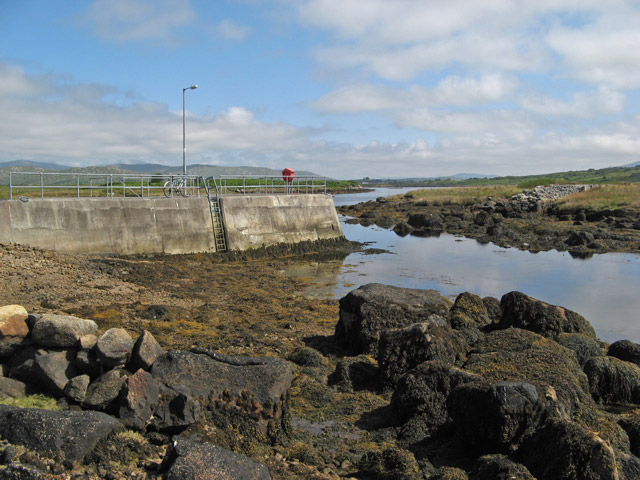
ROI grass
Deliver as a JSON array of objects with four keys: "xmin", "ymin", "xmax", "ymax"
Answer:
[
  {"xmin": 390, "ymin": 185, "xmax": 522, "ymax": 206},
  {"xmin": 0, "ymin": 394, "xmax": 60, "ymax": 410},
  {"xmin": 554, "ymin": 184, "xmax": 640, "ymax": 210}
]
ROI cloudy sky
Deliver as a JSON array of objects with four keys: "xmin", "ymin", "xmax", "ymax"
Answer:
[{"xmin": 1, "ymin": 0, "xmax": 640, "ymax": 178}]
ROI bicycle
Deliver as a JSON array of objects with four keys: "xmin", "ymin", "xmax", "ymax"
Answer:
[{"xmin": 163, "ymin": 178, "xmax": 188, "ymax": 197}]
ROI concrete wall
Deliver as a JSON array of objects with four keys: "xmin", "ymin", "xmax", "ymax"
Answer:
[
  {"xmin": 0, "ymin": 197, "xmax": 216, "ymax": 255},
  {"xmin": 220, "ymin": 194, "xmax": 343, "ymax": 250},
  {"xmin": 0, "ymin": 194, "xmax": 343, "ymax": 254}
]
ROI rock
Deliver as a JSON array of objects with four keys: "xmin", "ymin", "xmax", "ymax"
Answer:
[
  {"xmin": 31, "ymin": 314, "xmax": 97, "ymax": 348},
  {"xmin": 516, "ymin": 418, "xmax": 620, "ymax": 480},
  {"xmin": 129, "ymin": 330, "xmax": 164, "ymax": 372},
  {"xmin": 328, "ymin": 355, "xmax": 378, "ymax": 393},
  {"xmin": 375, "ymin": 216, "xmax": 396, "ymax": 228},
  {"xmin": 482, "ymin": 296, "xmax": 502, "ymax": 324},
  {"xmin": 118, "ymin": 369, "xmax": 160, "ymax": 431},
  {"xmin": 96, "ymin": 328, "xmax": 134, "ymax": 368},
  {"xmin": 565, "ymin": 230, "xmax": 595, "ymax": 246},
  {"xmin": 557, "ymin": 333, "xmax": 603, "ymax": 366},
  {"xmin": 449, "ymin": 292, "xmax": 492, "ymax": 331},
  {"xmin": 336, "ymin": 284, "xmax": 451, "ymax": 355},
  {"xmin": 407, "ymin": 213, "xmax": 444, "ymax": 231},
  {"xmin": 0, "ymin": 404, "xmax": 122, "ymax": 463},
  {"xmin": 75, "ymin": 348, "xmax": 101, "ymax": 378},
  {"xmin": 393, "ymin": 222, "xmax": 414, "ymax": 237},
  {"xmin": 357, "ymin": 447, "xmax": 420, "ymax": 480},
  {"xmin": 78, "ymin": 334, "xmax": 98, "ymax": 350},
  {"xmin": 620, "ymin": 412, "xmax": 640, "ymax": 457},
  {"xmin": 0, "ymin": 305, "xmax": 30, "ymax": 358},
  {"xmin": 84, "ymin": 368, "xmax": 129, "ymax": 411},
  {"xmin": 448, "ymin": 381, "xmax": 550, "ymax": 455},
  {"xmin": 0, "ymin": 445, "xmax": 17, "ymax": 464},
  {"xmin": 583, "ymin": 356, "xmax": 640, "ymax": 404},
  {"xmin": 0, "ymin": 463, "xmax": 48, "ymax": 479},
  {"xmin": 64, "ymin": 374, "xmax": 90, "ymax": 403},
  {"xmin": 0, "ymin": 377, "xmax": 27, "ymax": 398},
  {"xmin": 163, "ymin": 437, "xmax": 271, "ymax": 480},
  {"xmin": 471, "ymin": 455, "xmax": 535, "ymax": 480},
  {"xmin": 499, "ymin": 291, "xmax": 596, "ymax": 340},
  {"xmin": 389, "ymin": 361, "xmax": 481, "ymax": 443},
  {"xmin": 376, "ymin": 197, "xmax": 388, "ymax": 203},
  {"xmin": 287, "ymin": 347, "xmax": 325, "ymax": 368},
  {"xmin": 378, "ymin": 322, "xmax": 468, "ymax": 386},
  {"xmin": 473, "ymin": 211, "xmax": 493, "ymax": 226},
  {"xmin": 9, "ymin": 347, "xmax": 78, "ymax": 397},
  {"xmin": 151, "ymin": 349, "xmax": 292, "ymax": 444},
  {"xmin": 607, "ymin": 339, "xmax": 640, "ymax": 366}
]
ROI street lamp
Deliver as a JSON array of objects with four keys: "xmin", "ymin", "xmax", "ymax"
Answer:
[{"xmin": 182, "ymin": 84, "xmax": 198, "ymax": 176}]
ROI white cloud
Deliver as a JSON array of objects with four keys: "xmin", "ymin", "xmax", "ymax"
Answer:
[
  {"xmin": 214, "ymin": 19, "xmax": 251, "ymax": 41},
  {"xmin": 520, "ymin": 87, "xmax": 625, "ymax": 118},
  {"xmin": 78, "ymin": 0, "xmax": 196, "ymax": 47}
]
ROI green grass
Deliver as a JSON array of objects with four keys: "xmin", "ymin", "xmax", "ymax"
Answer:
[
  {"xmin": 390, "ymin": 185, "xmax": 522, "ymax": 206},
  {"xmin": 0, "ymin": 394, "xmax": 60, "ymax": 410},
  {"xmin": 554, "ymin": 184, "xmax": 640, "ymax": 210}
]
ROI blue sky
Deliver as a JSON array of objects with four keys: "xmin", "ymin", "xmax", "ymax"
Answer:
[{"xmin": 1, "ymin": 0, "xmax": 640, "ymax": 178}]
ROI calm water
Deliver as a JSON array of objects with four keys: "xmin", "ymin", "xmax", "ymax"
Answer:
[{"xmin": 296, "ymin": 189, "xmax": 640, "ymax": 343}]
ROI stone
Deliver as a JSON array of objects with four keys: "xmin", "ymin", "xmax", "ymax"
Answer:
[
  {"xmin": 78, "ymin": 334, "xmax": 98, "ymax": 350},
  {"xmin": 565, "ymin": 230, "xmax": 595, "ymax": 246},
  {"xmin": 449, "ymin": 292, "xmax": 491, "ymax": 330},
  {"xmin": 31, "ymin": 314, "xmax": 97, "ymax": 348},
  {"xmin": 163, "ymin": 437, "xmax": 271, "ymax": 480},
  {"xmin": 583, "ymin": 356, "xmax": 640, "ymax": 404},
  {"xmin": 607, "ymin": 339, "xmax": 640, "ymax": 366},
  {"xmin": 151, "ymin": 349, "xmax": 292, "ymax": 444},
  {"xmin": 393, "ymin": 222, "xmax": 414, "ymax": 237},
  {"xmin": 357, "ymin": 448, "xmax": 420, "ymax": 480},
  {"xmin": 620, "ymin": 412, "xmax": 640, "ymax": 457},
  {"xmin": 328, "ymin": 355, "xmax": 378, "ymax": 393},
  {"xmin": 448, "ymin": 381, "xmax": 549, "ymax": 455},
  {"xmin": 118, "ymin": 369, "xmax": 160, "ymax": 431},
  {"xmin": 0, "ymin": 404, "xmax": 122, "ymax": 463},
  {"xmin": 129, "ymin": 330, "xmax": 164, "ymax": 371},
  {"xmin": 64, "ymin": 374, "xmax": 90, "ymax": 404},
  {"xmin": 9, "ymin": 347, "xmax": 78, "ymax": 397},
  {"xmin": 0, "ymin": 376, "xmax": 27, "ymax": 398},
  {"xmin": 335, "ymin": 283, "xmax": 451, "ymax": 355},
  {"xmin": 84, "ymin": 368, "xmax": 129, "ymax": 411},
  {"xmin": 557, "ymin": 333, "xmax": 603, "ymax": 366},
  {"xmin": 0, "ymin": 305, "xmax": 29, "ymax": 337},
  {"xmin": 482, "ymin": 296, "xmax": 502, "ymax": 324},
  {"xmin": 96, "ymin": 328, "xmax": 134, "ymax": 367},
  {"xmin": 378, "ymin": 321, "xmax": 468, "ymax": 386},
  {"xmin": 499, "ymin": 291, "xmax": 596, "ymax": 340},
  {"xmin": 471, "ymin": 455, "xmax": 535, "ymax": 480},
  {"xmin": 287, "ymin": 347, "xmax": 325, "ymax": 368},
  {"xmin": 75, "ymin": 348, "xmax": 101, "ymax": 378}
]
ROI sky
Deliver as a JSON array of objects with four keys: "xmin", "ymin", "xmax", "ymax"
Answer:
[{"xmin": 1, "ymin": 0, "xmax": 640, "ymax": 179}]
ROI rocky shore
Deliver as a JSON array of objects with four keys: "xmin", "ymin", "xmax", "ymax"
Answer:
[{"xmin": 338, "ymin": 185, "xmax": 640, "ymax": 255}]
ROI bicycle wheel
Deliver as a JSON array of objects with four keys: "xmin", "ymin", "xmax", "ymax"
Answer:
[
  {"xmin": 178, "ymin": 179, "xmax": 188, "ymax": 197},
  {"xmin": 163, "ymin": 180, "xmax": 173, "ymax": 197}
]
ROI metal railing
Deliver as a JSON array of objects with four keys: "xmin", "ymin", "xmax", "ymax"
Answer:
[{"xmin": 7, "ymin": 172, "xmax": 327, "ymax": 200}]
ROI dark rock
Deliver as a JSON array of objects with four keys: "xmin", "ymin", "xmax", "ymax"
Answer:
[
  {"xmin": 378, "ymin": 321, "xmax": 468, "ymax": 386},
  {"xmin": 130, "ymin": 330, "xmax": 164, "ymax": 372},
  {"xmin": 499, "ymin": 291, "xmax": 596, "ymax": 340},
  {"xmin": 9, "ymin": 347, "xmax": 78, "ymax": 397},
  {"xmin": 96, "ymin": 328, "xmax": 134, "ymax": 368},
  {"xmin": 473, "ymin": 211, "xmax": 493, "ymax": 226},
  {"xmin": 0, "ymin": 445, "xmax": 17, "ymax": 465},
  {"xmin": 375, "ymin": 216, "xmax": 396, "ymax": 228},
  {"xmin": 84, "ymin": 368, "xmax": 129, "ymax": 411},
  {"xmin": 0, "ymin": 404, "xmax": 121, "ymax": 463},
  {"xmin": 118, "ymin": 369, "xmax": 160, "ymax": 431},
  {"xmin": 75, "ymin": 348, "xmax": 101, "ymax": 378},
  {"xmin": 31, "ymin": 314, "xmax": 97, "ymax": 348},
  {"xmin": 471, "ymin": 455, "xmax": 535, "ymax": 480},
  {"xmin": 608, "ymin": 339, "xmax": 640, "ymax": 366},
  {"xmin": 516, "ymin": 418, "xmax": 620, "ymax": 480},
  {"xmin": 393, "ymin": 222, "xmax": 414, "ymax": 237},
  {"xmin": 0, "ymin": 464, "xmax": 49, "ymax": 479},
  {"xmin": 376, "ymin": 197, "xmax": 388, "ymax": 203},
  {"xmin": 620, "ymin": 412, "xmax": 640, "ymax": 457},
  {"xmin": 407, "ymin": 213, "xmax": 444, "ymax": 231},
  {"xmin": 425, "ymin": 467, "xmax": 468, "ymax": 479},
  {"xmin": 565, "ymin": 230, "xmax": 595, "ymax": 246},
  {"xmin": 449, "ymin": 292, "xmax": 492, "ymax": 331},
  {"xmin": 361, "ymin": 211, "xmax": 377, "ymax": 219},
  {"xmin": 0, "ymin": 377, "xmax": 27, "ymax": 398},
  {"xmin": 448, "ymin": 381, "xmax": 549, "ymax": 455},
  {"xmin": 390, "ymin": 361, "xmax": 480, "ymax": 442},
  {"xmin": 163, "ymin": 437, "xmax": 271, "ymax": 480},
  {"xmin": 287, "ymin": 347, "xmax": 325, "ymax": 368},
  {"xmin": 151, "ymin": 350, "xmax": 292, "ymax": 444},
  {"xmin": 557, "ymin": 333, "xmax": 603, "ymax": 366},
  {"xmin": 329, "ymin": 355, "xmax": 378, "ymax": 393},
  {"xmin": 335, "ymin": 284, "xmax": 451, "ymax": 355},
  {"xmin": 64, "ymin": 374, "xmax": 90, "ymax": 403},
  {"xmin": 482, "ymin": 296, "xmax": 502, "ymax": 324},
  {"xmin": 357, "ymin": 447, "xmax": 420, "ymax": 480},
  {"xmin": 583, "ymin": 356, "xmax": 640, "ymax": 404}
]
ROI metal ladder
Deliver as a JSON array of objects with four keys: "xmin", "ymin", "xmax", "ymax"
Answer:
[{"xmin": 201, "ymin": 176, "xmax": 227, "ymax": 252}]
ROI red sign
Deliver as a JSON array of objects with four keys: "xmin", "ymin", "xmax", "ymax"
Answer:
[{"xmin": 282, "ymin": 167, "xmax": 295, "ymax": 183}]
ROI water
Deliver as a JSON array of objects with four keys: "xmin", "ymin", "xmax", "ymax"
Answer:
[{"xmin": 298, "ymin": 189, "xmax": 640, "ymax": 343}]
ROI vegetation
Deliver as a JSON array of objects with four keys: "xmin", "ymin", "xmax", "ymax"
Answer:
[
  {"xmin": 554, "ymin": 184, "xmax": 640, "ymax": 210},
  {"xmin": 390, "ymin": 185, "xmax": 521, "ymax": 206},
  {"xmin": 0, "ymin": 393, "xmax": 60, "ymax": 410}
]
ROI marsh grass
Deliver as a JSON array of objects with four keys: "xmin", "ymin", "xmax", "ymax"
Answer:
[
  {"xmin": 391, "ymin": 185, "xmax": 521, "ymax": 206},
  {"xmin": 554, "ymin": 184, "xmax": 640, "ymax": 210},
  {"xmin": 0, "ymin": 394, "xmax": 60, "ymax": 410}
]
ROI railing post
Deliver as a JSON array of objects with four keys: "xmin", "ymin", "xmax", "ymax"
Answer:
[
  {"xmin": 77, "ymin": 174, "xmax": 80, "ymax": 198},
  {"xmin": 9, "ymin": 172, "xmax": 12, "ymax": 199},
  {"xmin": 40, "ymin": 173, "xmax": 44, "ymax": 198}
]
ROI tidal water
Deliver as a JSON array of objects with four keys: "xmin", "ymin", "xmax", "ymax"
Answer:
[{"xmin": 292, "ymin": 188, "xmax": 640, "ymax": 344}]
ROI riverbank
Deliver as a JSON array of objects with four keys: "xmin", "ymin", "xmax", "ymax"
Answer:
[{"xmin": 337, "ymin": 185, "xmax": 640, "ymax": 255}]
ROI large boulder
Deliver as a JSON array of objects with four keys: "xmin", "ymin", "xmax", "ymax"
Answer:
[
  {"xmin": 163, "ymin": 437, "xmax": 271, "ymax": 480},
  {"xmin": 378, "ymin": 322, "xmax": 468, "ymax": 386},
  {"xmin": 118, "ymin": 369, "xmax": 160, "ymax": 431},
  {"xmin": 556, "ymin": 333, "xmax": 603, "ymax": 367},
  {"xmin": 608, "ymin": 340, "xmax": 640, "ymax": 367},
  {"xmin": 0, "ymin": 305, "xmax": 30, "ymax": 357},
  {"xmin": 449, "ymin": 293, "xmax": 492, "ymax": 331},
  {"xmin": 83, "ymin": 368, "xmax": 130, "ymax": 411},
  {"xmin": 96, "ymin": 328, "xmax": 134, "ymax": 368},
  {"xmin": 328, "ymin": 355, "xmax": 379, "ymax": 393},
  {"xmin": 130, "ymin": 330, "xmax": 164, "ymax": 371},
  {"xmin": 583, "ymin": 356, "xmax": 640, "ymax": 404},
  {"xmin": 471, "ymin": 455, "xmax": 535, "ymax": 480},
  {"xmin": 499, "ymin": 291, "xmax": 596, "ymax": 340},
  {"xmin": 31, "ymin": 314, "xmax": 97, "ymax": 348},
  {"xmin": 0, "ymin": 405, "xmax": 122, "ymax": 463},
  {"xmin": 9, "ymin": 347, "xmax": 78, "ymax": 397},
  {"xmin": 336, "ymin": 284, "xmax": 451, "ymax": 355},
  {"xmin": 0, "ymin": 377, "xmax": 27, "ymax": 399},
  {"xmin": 151, "ymin": 349, "xmax": 292, "ymax": 444}
]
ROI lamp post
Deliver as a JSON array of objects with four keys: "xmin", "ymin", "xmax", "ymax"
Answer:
[{"xmin": 182, "ymin": 84, "xmax": 198, "ymax": 176}]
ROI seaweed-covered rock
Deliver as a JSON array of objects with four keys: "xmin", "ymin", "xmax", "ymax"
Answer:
[
  {"xmin": 357, "ymin": 447, "xmax": 420, "ymax": 480},
  {"xmin": 471, "ymin": 455, "xmax": 535, "ymax": 480},
  {"xmin": 449, "ymin": 292, "xmax": 491, "ymax": 331},
  {"xmin": 335, "ymin": 284, "xmax": 451, "ymax": 355},
  {"xmin": 31, "ymin": 314, "xmax": 97, "ymax": 348},
  {"xmin": 608, "ymin": 340, "xmax": 640, "ymax": 367},
  {"xmin": 620, "ymin": 412, "xmax": 640, "ymax": 457},
  {"xmin": 378, "ymin": 322, "xmax": 468, "ymax": 386},
  {"xmin": 583, "ymin": 356, "xmax": 640, "ymax": 404},
  {"xmin": 329, "ymin": 355, "xmax": 378, "ymax": 393},
  {"xmin": 448, "ymin": 381, "xmax": 550, "ymax": 455},
  {"xmin": 481, "ymin": 296, "xmax": 502, "ymax": 325},
  {"xmin": 287, "ymin": 347, "xmax": 326, "ymax": 368},
  {"xmin": 499, "ymin": 291, "xmax": 596, "ymax": 340},
  {"xmin": 393, "ymin": 222, "xmax": 414, "ymax": 237},
  {"xmin": 557, "ymin": 333, "xmax": 603, "ymax": 367}
]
